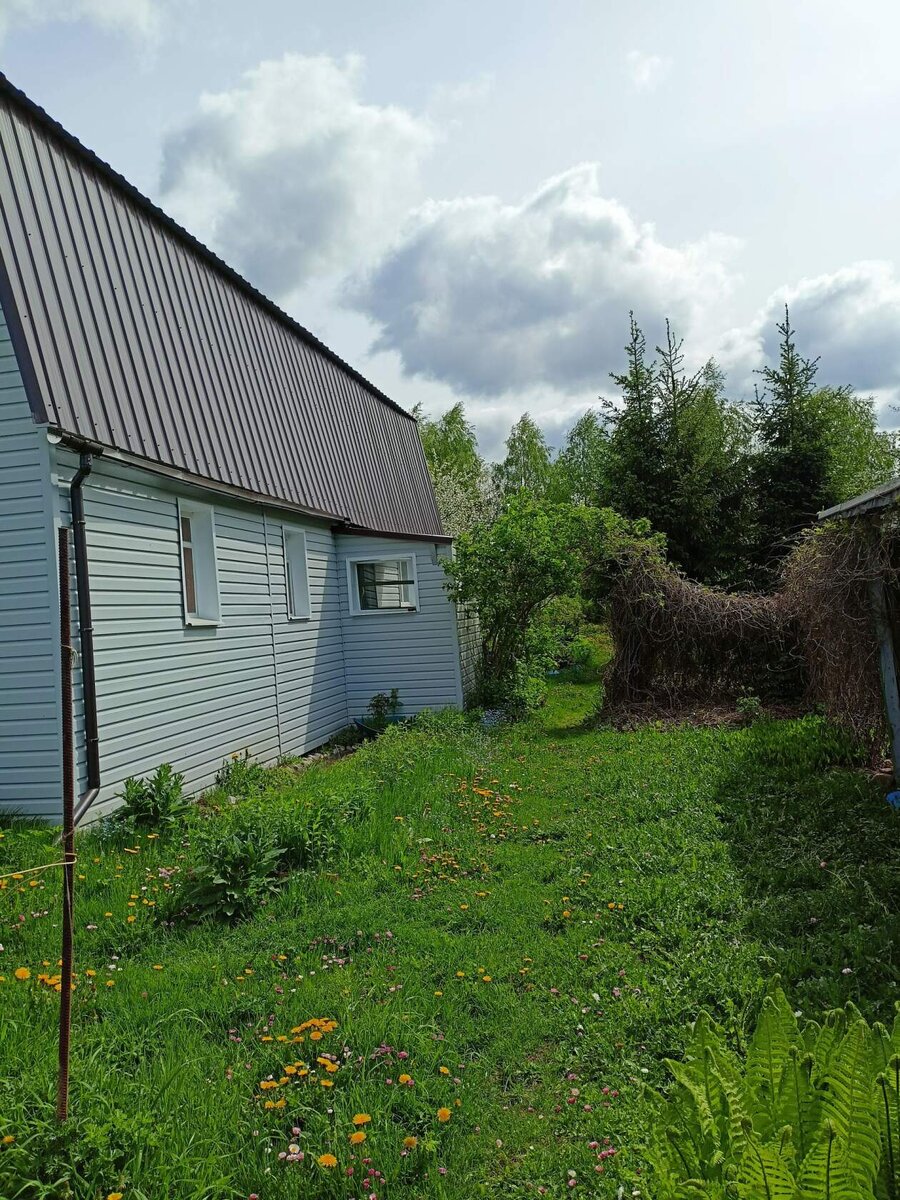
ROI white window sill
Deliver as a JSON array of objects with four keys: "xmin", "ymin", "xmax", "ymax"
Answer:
[
  {"xmin": 184, "ymin": 617, "xmax": 220, "ymax": 628},
  {"xmin": 350, "ymin": 607, "xmax": 419, "ymax": 616},
  {"xmin": 287, "ymin": 614, "xmax": 312, "ymax": 623}
]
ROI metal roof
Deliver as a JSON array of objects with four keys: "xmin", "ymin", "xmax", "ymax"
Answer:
[
  {"xmin": 818, "ymin": 477, "xmax": 900, "ymax": 522},
  {"xmin": 0, "ymin": 73, "xmax": 445, "ymax": 540}
]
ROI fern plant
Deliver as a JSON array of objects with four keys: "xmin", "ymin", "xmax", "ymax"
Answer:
[{"xmin": 647, "ymin": 983, "xmax": 900, "ymax": 1199}]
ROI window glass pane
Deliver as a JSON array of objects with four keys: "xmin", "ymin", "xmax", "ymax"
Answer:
[
  {"xmin": 180, "ymin": 516, "xmax": 192, "ymax": 544},
  {"xmin": 356, "ymin": 562, "xmax": 380, "ymax": 609},
  {"xmin": 182, "ymin": 545, "xmax": 198, "ymax": 614},
  {"xmin": 355, "ymin": 559, "xmax": 415, "ymax": 609},
  {"xmin": 285, "ymin": 531, "xmax": 310, "ymax": 618},
  {"xmin": 286, "ymin": 557, "xmax": 296, "ymax": 616}
]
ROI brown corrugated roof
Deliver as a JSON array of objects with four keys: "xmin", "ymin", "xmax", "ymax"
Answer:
[{"xmin": 0, "ymin": 73, "xmax": 445, "ymax": 540}]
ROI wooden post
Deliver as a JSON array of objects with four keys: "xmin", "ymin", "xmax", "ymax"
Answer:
[{"xmin": 869, "ymin": 575, "xmax": 900, "ymax": 784}]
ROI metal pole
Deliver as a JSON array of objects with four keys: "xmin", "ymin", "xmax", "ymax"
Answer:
[{"xmin": 57, "ymin": 525, "xmax": 75, "ymax": 1122}]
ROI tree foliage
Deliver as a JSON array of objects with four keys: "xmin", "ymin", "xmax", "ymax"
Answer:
[
  {"xmin": 413, "ymin": 306, "xmax": 898, "ymax": 715},
  {"xmin": 602, "ymin": 317, "xmax": 754, "ymax": 585},
  {"xmin": 413, "ymin": 401, "xmax": 497, "ymax": 537},
  {"xmin": 493, "ymin": 413, "xmax": 553, "ymax": 497},
  {"xmin": 444, "ymin": 496, "xmax": 654, "ymax": 712},
  {"xmin": 750, "ymin": 309, "xmax": 898, "ymax": 581}
]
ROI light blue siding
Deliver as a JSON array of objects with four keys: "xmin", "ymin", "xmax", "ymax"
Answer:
[
  {"xmin": 337, "ymin": 536, "xmax": 464, "ymax": 719},
  {"xmin": 54, "ymin": 452, "xmax": 350, "ymax": 820},
  {"xmin": 267, "ymin": 516, "xmax": 350, "ymax": 756},
  {"xmin": 0, "ymin": 308, "xmax": 61, "ymax": 819},
  {"xmin": 1, "ymin": 430, "xmax": 461, "ymax": 823}
]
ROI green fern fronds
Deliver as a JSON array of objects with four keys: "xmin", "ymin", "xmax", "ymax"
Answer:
[{"xmin": 648, "ymin": 990, "xmax": 888, "ymax": 1200}]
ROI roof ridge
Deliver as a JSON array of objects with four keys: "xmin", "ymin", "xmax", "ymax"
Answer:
[{"xmin": 0, "ymin": 71, "xmax": 416, "ymax": 423}]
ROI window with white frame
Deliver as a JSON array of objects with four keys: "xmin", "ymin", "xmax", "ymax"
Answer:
[
  {"xmin": 178, "ymin": 501, "xmax": 220, "ymax": 625},
  {"xmin": 284, "ymin": 528, "xmax": 311, "ymax": 620},
  {"xmin": 348, "ymin": 554, "xmax": 418, "ymax": 613}
]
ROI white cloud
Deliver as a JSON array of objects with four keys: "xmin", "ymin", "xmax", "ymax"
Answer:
[
  {"xmin": 349, "ymin": 163, "xmax": 740, "ymax": 396},
  {"xmin": 719, "ymin": 261, "xmax": 900, "ymax": 407},
  {"xmin": 625, "ymin": 50, "xmax": 671, "ymax": 91},
  {"xmin": 159, "ymin": 54, "xmax": 435, "ymax": 298},
  {"xmin": 0, "ymin": 0, "xmax": 163, "ymax": 41}
]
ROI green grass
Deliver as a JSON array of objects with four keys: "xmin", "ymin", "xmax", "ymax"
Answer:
[{"xmin": 1, "ymin": 648, "xmax": 899, "ymax": 1199}]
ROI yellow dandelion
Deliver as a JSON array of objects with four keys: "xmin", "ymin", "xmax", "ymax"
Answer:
[
  {"xmin": 317, "ymin": 1153, "xmax": 338, "ymax": 1168},
  {"xmin": 398, "ymin": 1073, "xmax": 412, "ymax": 1084},
  {"xmin": 352, "ymin": 1113, "xmax": 372, "ymax": 1126},
  {"xmin": 13, "ymin": 968, "xmax": 30, "ymax": 981},
  {"xmin": 349, "ymin": 1130, "xmax": 366, "ymax": 1145},
  {"xmin": 439, "ymin": 1066, "xmax": 450, "ymax": 1075},
  {"xmin": 437, "ymin": 1107, "xmax": 452, "ymax": 1123},
  {"xmin": 2, "ymin": 1135, "xmax": 14, "ymax": 1145},
  {"xmin": 403, "ymin": 1135, "xmax": 418, "ymax": 1149}
]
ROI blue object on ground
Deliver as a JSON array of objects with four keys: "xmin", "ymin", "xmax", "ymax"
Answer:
[{"xmin": 886, "ymin": 791, "xmax": 900, "ymax": 810}]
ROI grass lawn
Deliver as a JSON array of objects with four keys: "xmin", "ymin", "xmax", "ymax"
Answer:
[{"xmin": 1, "ymin": 650, "xmax": 899, "ymax": 1199}]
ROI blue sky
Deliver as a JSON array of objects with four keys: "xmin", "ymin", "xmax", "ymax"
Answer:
[{"xmin": 3, "ymin": 0, "xmax": 900, "ymax": 455}]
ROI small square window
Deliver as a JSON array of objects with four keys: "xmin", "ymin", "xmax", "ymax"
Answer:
[
  {"xmin": 177, "ymin": 501, "xmax": 220, "ymax": 625},
  {"xmin": 348, "ymin": 555, "xmax": 418, "ymax": 614},
  {"xmin": 284, "ymin": 528, "xmax": 311, "ymax": 620}
]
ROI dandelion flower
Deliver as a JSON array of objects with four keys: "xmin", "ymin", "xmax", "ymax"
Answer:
[
  {"xmin": 439, "ymin": 1066, "xmax": 450, "ymax": 1075},
  {"xmin": 352, "ymin": 1113, "xmax": 372, "ymax": 1126},
  {"xmin": 2, "ymin": 1135, "xmax": 14, "ymax": 1145},
  {"xmin": 317, "ymin": 1153, "xmax": 338, "ymax": 1168},
  {"xmin": 403, "ymin": 1136, "xmax": 418, "ymax": 1149},
  {"xmin": 437, "ymin": 1107, "xmax": 452, "ymax": 1123},
  {"xmin": 13, "ymin": 968, "xmax": 29, "ymax": 981},
  {"xmin": 107, "ymin": 1193, "xmax": 124, "ymax": 1200},
  {"xmin": 349, "ymin": 1130, "xmax": 366, "ymax": 1145},
  {"xmin": 398, "ymin": 1073, "xmax": 412, "ymax": 1085}
]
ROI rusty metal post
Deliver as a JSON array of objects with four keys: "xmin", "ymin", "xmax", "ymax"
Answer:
[{"xmin": 57, "ymin": 525, "xmax": 75, "ymax": 1121}]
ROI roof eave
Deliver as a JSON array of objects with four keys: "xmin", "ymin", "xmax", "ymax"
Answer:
[{"xmin": 818, "ymin": 476, "xmax": 900, "ymax": 521}]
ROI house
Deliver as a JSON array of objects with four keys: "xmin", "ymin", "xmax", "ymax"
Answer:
[{"xmin": 0, "ymin": 74, "xmax": 466, "ymax": 824}]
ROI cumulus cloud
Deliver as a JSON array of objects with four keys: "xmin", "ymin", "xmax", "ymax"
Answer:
[
  {"xmin": 349, "ymin": 163, "xmax": 740, "ymax": 396},
  {"xmin": 625, "ymin": 50, "xmax": 671, "ymax": 91},
  {"xmin": 159, "ymin": 54, "xmax": 435, "ymax": 298},
  {"xmin": 720, "ymin": 261, "xmax": 900, "ymax": 407},
  {"xmin": 0, "ymin": 0, "xmax": 163, "ymax": 41}
]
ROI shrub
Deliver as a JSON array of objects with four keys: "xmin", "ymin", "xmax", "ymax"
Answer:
[
  {"xmin": 647, "ymin": 983, "xmax": 900, "ymax": 1198},
  {"xmin": 735, "ymin": 692, "xmax": 762, "ymax": 723},
  {"xmin": 365, "ymin": 688, "xmax": 403, "ymax": 728},
  {"xmin": 176, "ymin": 820, "xmax": 282, "ymax": 922},
  {"xmin": 117, "ymin": 763, "xmax": 189, "ymax": 828}
]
